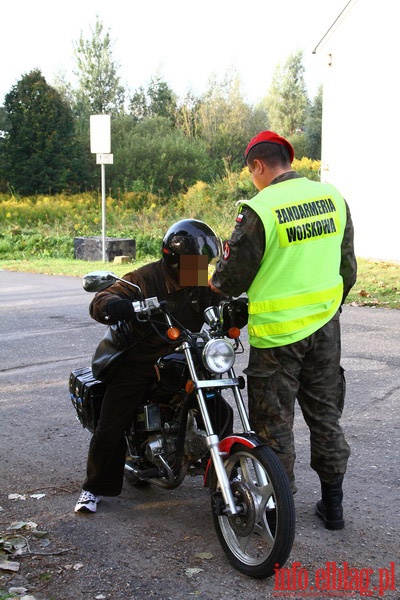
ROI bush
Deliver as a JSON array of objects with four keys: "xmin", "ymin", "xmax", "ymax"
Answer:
[
  {"xmin": 292, "ymin": 157, "xmax": 321, "ymax": 181},
  {"xmin": 0, "ymin": 158, "xmax": 322, "ymax": 260},
  {"xmin": 0, "ymin": 231, "xmax": 74, "ymax": 258}
]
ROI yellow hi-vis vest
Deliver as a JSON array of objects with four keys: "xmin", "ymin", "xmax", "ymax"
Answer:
[{"xmin": 240, "ymin": 177, "xmax": 347, "ymax": 348}]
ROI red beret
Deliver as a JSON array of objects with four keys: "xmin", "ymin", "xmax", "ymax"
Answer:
[{"xmin": 244, "ymin": 130, "xmax": 294, "ymax": 163}]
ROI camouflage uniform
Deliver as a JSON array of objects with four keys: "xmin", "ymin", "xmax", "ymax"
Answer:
[{"xmin": 211, "ymin": 172, "xmax": 356, "ymax": 488}]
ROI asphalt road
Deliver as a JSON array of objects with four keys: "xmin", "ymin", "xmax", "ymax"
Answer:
[{"xmin": 0, "ymin": 270, "xmax": 399, "ymax": 600}]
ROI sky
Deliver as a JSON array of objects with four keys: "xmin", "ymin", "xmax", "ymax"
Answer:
[{"xmin": 1, "ymin": 0, "xmax": 348, "ymax": 106}]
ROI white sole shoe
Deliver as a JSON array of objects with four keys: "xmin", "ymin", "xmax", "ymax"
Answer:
[{"xmin": 74, "ymin": 490, "xmax": 100, "ymax": 513}]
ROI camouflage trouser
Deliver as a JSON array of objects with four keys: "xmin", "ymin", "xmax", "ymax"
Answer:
[{"xmin": 245, "ymin": 314, "xmax": 350, "ymax": 489}]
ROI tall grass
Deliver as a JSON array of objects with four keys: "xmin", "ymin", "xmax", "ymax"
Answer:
[
  {"xmin": 0, "ymin": 159, "xmax": 320, "ymax": 260},
  {"xmin": 1, "ymin": 158, "xmax": 399, "ymax": 308},
  {"xmin": 0, "ymin": 166, "xmax": 257, "ymax": 260}
]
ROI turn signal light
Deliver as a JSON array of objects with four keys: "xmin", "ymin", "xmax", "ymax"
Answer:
[
  {"xmin": 228, "ymin": 327, "xmax": 240, "ymax": 339},
  {"xmin": 167, "ymin": 327, "xmax": 181, "ymax": 340},
  {"xmin": 185, "ymin": 380, "xmax": 195, "ymax": 393}
]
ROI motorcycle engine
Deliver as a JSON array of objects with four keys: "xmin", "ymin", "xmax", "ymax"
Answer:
[
  {"xmin": 184, "ymin": 428, "xmax": 208, "ymax": 460},
  {"xmin": 144, "ymin": 428, "xmax": 207, "ymax": 463},
  {"xmin": 144, "ymin": 434, "xmax": 177, "ymax": 462}
]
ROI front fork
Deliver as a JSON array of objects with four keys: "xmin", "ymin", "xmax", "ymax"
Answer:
[
  {"xmin": 182, "ymin": 341, "xmax": 240, "ymax": 516},
  {"xmin": 204, "ymin": 431, "xmax": 238, "ymax": 515}
]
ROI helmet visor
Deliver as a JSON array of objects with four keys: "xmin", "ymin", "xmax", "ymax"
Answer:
[{"xmin": 169, "ymin": 235, "xmax": 222, "ymax": 263}]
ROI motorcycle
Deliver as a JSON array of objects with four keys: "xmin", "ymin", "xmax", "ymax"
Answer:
[{"xmin": 69, "ymin": 270, "xmax": 295, "ymax": 579}]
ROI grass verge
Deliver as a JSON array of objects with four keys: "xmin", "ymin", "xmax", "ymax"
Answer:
[{"xmin": 1, "ymin": 256, "xmax": 399, "ymax": 309}]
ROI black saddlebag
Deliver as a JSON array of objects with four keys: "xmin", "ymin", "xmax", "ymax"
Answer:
[{"xmin": 69, "ymin": 367, "xmax": 106, "ymax": 433}]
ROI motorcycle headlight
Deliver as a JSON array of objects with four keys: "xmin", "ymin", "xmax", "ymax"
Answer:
[{"xmin": 202, "ymin": 339, "xmax": 235, "ymax": 374}]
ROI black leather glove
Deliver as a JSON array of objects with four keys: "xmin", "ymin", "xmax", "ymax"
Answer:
[{"xmin": 105, "ymin": 298, "xmax": 136, "ymax": 322}]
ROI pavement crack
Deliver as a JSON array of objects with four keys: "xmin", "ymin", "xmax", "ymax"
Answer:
[{"xmin": 0, "ymin": 356, "xmax": 91, "ymax": 374}]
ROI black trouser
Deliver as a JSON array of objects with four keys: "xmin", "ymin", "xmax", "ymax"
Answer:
[{"xmin": 82, "ymin": 354, "xmax": 156, "ymax": 496}]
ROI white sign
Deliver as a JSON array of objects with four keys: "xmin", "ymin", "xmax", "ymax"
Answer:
[
  {"xmin": 96, "ymin": 153, "xmax": 114, "ymax": 164},
  {"xmin": 90, "ymin": 115, "xmax": 111, "ymax": 154}
]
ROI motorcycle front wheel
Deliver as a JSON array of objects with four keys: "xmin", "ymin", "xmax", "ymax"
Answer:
[{"xmin": 210, "ymin": 443, "xmax": 295, "ymax": 579}]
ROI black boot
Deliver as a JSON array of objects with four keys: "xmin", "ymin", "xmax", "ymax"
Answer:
[{"xmin": 315, "ymin": 476, "xmax": 344, "ymax": 530}]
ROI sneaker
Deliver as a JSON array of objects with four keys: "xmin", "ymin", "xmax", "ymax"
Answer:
[{"xmin": 74, "ymin": 490, "xmax": 100, "ymax": 513}]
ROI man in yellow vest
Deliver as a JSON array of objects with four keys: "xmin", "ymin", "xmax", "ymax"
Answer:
[{"xmin": 209, "ymin": 130, "xmax": 357, "ymax": 530}]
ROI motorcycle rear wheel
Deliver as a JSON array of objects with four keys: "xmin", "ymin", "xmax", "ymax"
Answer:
[{"xmin": 210, "ymin": 443, "xmax": 295, "ymax": 579}]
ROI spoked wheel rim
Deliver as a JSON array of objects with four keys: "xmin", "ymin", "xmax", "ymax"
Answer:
[
  {"xmin": 211, "ymin": 443, "xmax": 295, "ymax": 578},
  {"xmin": 217, "ymin": 450, "xmax": 278, "ymax": 566}
]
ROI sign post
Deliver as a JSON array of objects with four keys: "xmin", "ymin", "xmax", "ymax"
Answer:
[{"xmin": 90, "ymin": 115, "xmax": 113, "ymax": 261}]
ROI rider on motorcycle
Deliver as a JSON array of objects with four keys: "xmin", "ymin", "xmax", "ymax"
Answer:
[{"xmin": 74, "ymin": 219, "xmax": 225, "ymax": 513}]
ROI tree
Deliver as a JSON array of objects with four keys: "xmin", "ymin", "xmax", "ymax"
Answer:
[
  {"xmin": 1, "ymin": 70, "xmax": 85, "ymax": 195},
  {"xmin": 128, "ymin": 86, "xmax": 149, "ymax": 122},
  {"xmin": 0, "ymin": 106, "xmax": 8, "ymax": 134},
  {"xmin": 175, "ymin": 91, "xmax": 202, "ymax": 139},
  {"xmin": 196, "ymin": 71, "xmax": 265, "ymax": 172},
  {"xmin": 0, "ymin": 106, "xmax": 9, "ymax": 191},
  {"xmin": 265, "ymin": 51, "xmax": 309, "ymax": 139},
  {"xmin": 129, "ymin": 76, "xmax": 177, "ymax": 123},
  {"xmin": 73, "ymin": 17, "xmax": 125, "ymax": 118},
  {"xmin": 147, "ymin": 76, "xmax": 177, "ymax": 122},
  {"xmin": 304, "ymin": 86, "xmax": 323, "ymax": 160},
  {"xmin": 110, "ymin": 115, "xmax": 213, "ymax": 195}
]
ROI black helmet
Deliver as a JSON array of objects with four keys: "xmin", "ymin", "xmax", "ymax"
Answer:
[{"xmin": 162, "ymin": 219, "xmax": 222, "ymax": 267}]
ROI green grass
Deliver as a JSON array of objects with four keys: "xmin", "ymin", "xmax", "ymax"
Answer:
[
  {"xmin": 345, "ymin": 258, "xmax": 400, "ymax": 309},
  {"xmin": 0, "ymin": 256, "xmax": 150, "ymax": 278},
  {"xmin": 1, "ymin": 256, "xmax": 399, "ymax": 309}
]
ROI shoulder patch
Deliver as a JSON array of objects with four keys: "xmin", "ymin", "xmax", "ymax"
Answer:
[
  {"xmin": 236, "ymin": 212, "xmax": 244, "ymax": 224},
  {"xmin": 223, "ymin": 241, "xmax": 231, "ymax": 260}
]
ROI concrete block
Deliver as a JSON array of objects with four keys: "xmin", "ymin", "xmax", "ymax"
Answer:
[
  {"xmin": 74, "ymin": 237, "xmax": 136, "ymax": 262},
  {"xmin": 113, "ymin": 255, "xmax": 131, "ymax": 264}
]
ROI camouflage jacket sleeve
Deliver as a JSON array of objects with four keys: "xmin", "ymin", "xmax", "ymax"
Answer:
[
  {"xmin": 340, "ymin": 201, "xmax": 357, "ymax": 302},
  {"xmin": 210, "ymin": 205, "xmax": 265, "ymax": 297}
]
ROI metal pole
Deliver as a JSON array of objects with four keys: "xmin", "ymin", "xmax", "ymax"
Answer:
[{"xmin": 101, "ymin": 163, "xmax": 106, "ymax": 262}]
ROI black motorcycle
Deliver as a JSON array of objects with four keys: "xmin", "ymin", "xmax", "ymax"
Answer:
[{"xmin": 69, "ymin": 270, "xmax": 295, "ymax": 579}]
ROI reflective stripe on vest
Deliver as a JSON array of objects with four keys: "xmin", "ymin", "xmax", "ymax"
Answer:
[
  {"xmin": 248, "ymin": 283, "xmax": 342, "ymax": 338},
  {"xmin": 248, "ymin": 283, "xmax": 343, "ymax": 314}
]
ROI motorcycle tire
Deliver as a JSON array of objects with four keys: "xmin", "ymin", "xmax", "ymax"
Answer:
[{"xmin": 210, "ymin": 443, "xmax": 295, "ymax": 579}]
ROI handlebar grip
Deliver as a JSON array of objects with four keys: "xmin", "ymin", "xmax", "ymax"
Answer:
[{"xmin": 132, "ymin": 297, "xmax": 162, "ymax": 315}]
